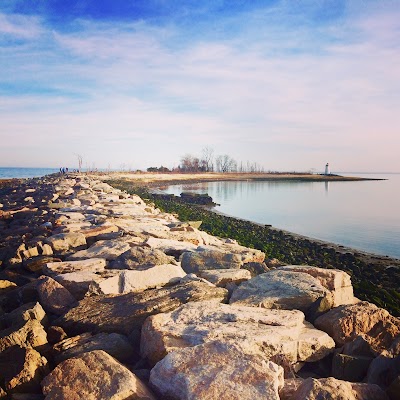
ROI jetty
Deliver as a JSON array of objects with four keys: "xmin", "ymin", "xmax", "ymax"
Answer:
[{"xmin": 0, "ymin": 173, "xmax": 398, "ymax": 399}]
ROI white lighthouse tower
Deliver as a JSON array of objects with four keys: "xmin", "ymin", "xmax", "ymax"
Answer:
[{"xmin": 324, "ymin": 163, "xmax": 330, "ymax": 175}]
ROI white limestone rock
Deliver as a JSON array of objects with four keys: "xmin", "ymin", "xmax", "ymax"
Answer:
[
  {"xmin": 67, "ymin": 239, "xmax": 131, "ymax": 261},
  {"xmin": 43, "ymin": 258, "xmax": 107, "ymax": 276},
  {"xmin": 140, "ymin": 301, "xmax": 335, "ymax": 367},
  {"xmin": 198, "ymin": 268, "xmax": 251, "ymax": 287},
  {"xmin": 150, "ymin": 341, "xmax": 284, "ymax": 400}
]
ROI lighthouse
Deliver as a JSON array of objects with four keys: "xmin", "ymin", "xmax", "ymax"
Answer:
[{"xmin": 324, "ymin": 163, "xmax": 330, "ymax": 175}]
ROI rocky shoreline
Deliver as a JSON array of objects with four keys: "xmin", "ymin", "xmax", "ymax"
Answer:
[{"xmin": 0, "ymin": 174, "xmax": 399, "ymax": 399}]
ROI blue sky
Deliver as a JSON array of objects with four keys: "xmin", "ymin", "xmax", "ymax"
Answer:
[{"xmin": 1, "ymin": 0, "xmax": 399, "ymax": 171}]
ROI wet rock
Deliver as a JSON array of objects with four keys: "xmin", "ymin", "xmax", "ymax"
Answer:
[
  {"xmin": 0, "ymin": 346, "xmax": 49, "ymax": 394},
  {"xmin": 90, "ymin": 264, "xmax": 186, "ymax": 295},
  {"xmin": 229, "ymin": 270, "xmax": 332, "ymax": 313},
  {"xmin": 140, "ymin": 301, "xmax": 335, "ymax": 367},
  {"xmin": 36, "ymin": 276, "xmax": 77, "ymax": 316},
  {"xmin": 292, "ymin": 377, "xmax": 389, "ymax": 400},
  {"xmin": 56, "ymin": 281, "xmax": 228, "ymax": 337},
  {"xmin": 41, "ymin": 350, "xmax": 156, "ymax": 399},
  {"xmin": 53, "ymin": 331, "xmax": 135, "ymax": 364},
  {"xmin": 150, "ymin": 341, "xmax": 284, "ymax": 400},
  {"xmin": 314, "ymin": 302, "xmax": 400, "ymax": 351}
]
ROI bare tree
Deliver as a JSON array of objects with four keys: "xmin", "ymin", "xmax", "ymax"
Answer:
[
  {"xmin": 75, "ymin": 154, "xmax": 83, "ymax": 173},
  {"xmin": 201, "ymin": 146, "xmax": 214, "ymax": 172}
]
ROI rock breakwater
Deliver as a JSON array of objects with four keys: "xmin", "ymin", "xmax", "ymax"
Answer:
[{"xmin": 0, "ymin": 174, "xmax": 398, "ymax": 399}]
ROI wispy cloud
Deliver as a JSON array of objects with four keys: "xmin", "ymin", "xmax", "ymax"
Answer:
[{"xmin": 0, "ymin": 1, "xmax": 399, "ymax": 171}]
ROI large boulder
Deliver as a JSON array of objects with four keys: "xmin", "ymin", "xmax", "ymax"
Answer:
[
  {"xmin": 0, "ymin": 302, "xmax": 46, "ymax": 330},
  {"xmin": 109, "ymin": 246, "xmax": 176, "ymax": 270},
  {"xmin": 140, "ymin": 301, "xmax": 335, "ymax": 367},
  {"xmin": 0, "ymin": 346, "xmax": 49, "ymax": 394},
  {"xmin": 150, "ymin": 341, "xmax": 284, "ymax": 400},
  {"xmin": 229, "ymin": 270, "xmax": 332, "ymax": 313},
  {"xmin": 90, "ymin": 264, "xmax": 186, "ymax": 295},
  {"xmin": 41, "ymin": 350, "xmax": 156, "ymax": 399},
  {"xmin": 314, "ymin": 302, "xmax": 400, "ymax": 351},
  {"xmin": 278, "ymin": 265, "xmax": 354, "ymax": 307},
  {"xmin": 56, "ymin": 281, "xmax": 228, "ymax": 337},
  {"xmin": 291, "ymin": 377, "xmax": 389, "ymax": 400}
]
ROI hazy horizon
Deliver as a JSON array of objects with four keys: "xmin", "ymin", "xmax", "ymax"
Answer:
[{"xmin": 1, "ymin": 1, "xmax": 399, "ymax": 172}]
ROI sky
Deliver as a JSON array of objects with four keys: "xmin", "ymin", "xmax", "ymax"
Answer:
[{"xmin": 0, "ymin": 0, "xmax": 399, "ymax": 172}]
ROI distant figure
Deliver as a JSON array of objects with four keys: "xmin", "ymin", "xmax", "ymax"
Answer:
[
  {"xmin": 325, "ymin": 163, "xmax": 330, "ymax": 175},
  {"xmin": 59, "ymin": 167, "xmax": 62, "ymax": 174},
  {"xmin": 66, "ymin": 167, "xmax": 68, "ymax": 173}
]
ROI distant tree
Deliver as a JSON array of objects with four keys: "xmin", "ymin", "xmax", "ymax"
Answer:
[
  {"xmin": 75, "ymin": 154, "xmax": 83, "ymax": 172},
  {"xmin": 216, "ymin": 154, "xmax": 237, "ymax": 173},
  {"xmin": 201, "ymin": 146, "xmax": 214, "ymax": 172}
]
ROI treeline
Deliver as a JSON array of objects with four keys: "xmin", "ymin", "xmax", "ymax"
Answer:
[{"xmin": 147, "ymin": 147, "xmax": 266, "ymax": 173}]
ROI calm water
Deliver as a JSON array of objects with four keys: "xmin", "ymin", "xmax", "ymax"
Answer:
[
  {"xmin": 160, "ymin": 173, "xmax": 400, "ymax": 259},
  {"xmin": 0, "ymin": 167, "xmax": 58, "ymax": 179}
]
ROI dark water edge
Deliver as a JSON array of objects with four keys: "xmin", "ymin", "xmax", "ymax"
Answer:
[{"xmin": 109, "ymin": 180, "xmax": 400, "ymax": 317}]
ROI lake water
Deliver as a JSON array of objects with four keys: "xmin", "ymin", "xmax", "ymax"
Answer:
[
  {"xmin": 0, "ymin": 167, "xmax": 59, "ymax": 179},
  {"xmin": 160, "ymin": 173, "xmax": 400, "ymax": 259}
]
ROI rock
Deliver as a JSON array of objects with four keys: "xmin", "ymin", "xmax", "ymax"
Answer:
[
  {"xmin": 241, "ymin": 261, "xmax": 270, "ymax": 277},
  {"xmin": 43, "ymin": 258, "xmax": 107, "ymax": 276},
  {"xmin": 140, "ymin": 301, "xmax": 335, "ymax": 367},
  {"xmin": 41, "ymin": 350, "xmax": 156, "ymax": 399},
  {"xmin": 53, "ymin": 271, "xmax": 105, "ymax": 299},
  {"xmin": 332, "ymin": 353, "xmax": 373, "ymax": 382},
  {"xmin": 0, "ymin": 280, "xmax": 17, "ymax": 294},
  {"xmin": 53, "ymin": 332, "xmax": 136, "ymax": 364},
  {"xmin": 36, "ymin": 276, "xmax": 77, "ymax": 316},
  {"xmin": 47, "ymin": 326, "xmax": 68, "ymax": 344},
  {"xmin": 45, "ymin": 232, "xmax": 86, "ymax": 252},
  {"xmin": 342, "ymin": 334, "xmax": 383, "ymax": 358},
  {"xmin": 67, "ymin": 239, "xmax": 131, "ymax": 261},
  {"xmin": 229, "ymin": 270, "xmax": 332, "ymax": 313},
  {"xmin": 109, "ymin": 246, "xmax": 176, "ymax": 270},
  {"xmin": 23, "ymin": 256, "xmax": 61, "ymax": 273},
  {"xmin": 367, "ymin": 355, "xmax": 400, "ymax": 389},
  {"xmin": 0, "ymin": 281, "xmax": 40, "ymax": 313},
  {"xmin": 0, "ymin": 319, "xmax": 47, "ymax": 352},
  {"xmin": 145, "ymin": 237, "xmax": 198, "ymax": 257},
  {"xmin": 181, "ymin": 245, "xmax": 264, "ymax": 273},
  {"xmin": 80, "ymin": 224, "xmax": 119, "ymax": 239},
  {"xmin": 0, "ymin": 346, "xmax": 49, "ymax": 394},
  {"xmin": 292, "ymin": 377, "xmax": 389, "ymax": 400},
  {"xmin": 0, "ymin": 302, "xmax": 46, "ymax": 330},
  {"xmin": 198, "ymin": 268, "xmax": 251, "ymax": 287},
  {"xmin": 56, "ymin": 282, "xmax": 228, "ymax": 337},
  {"xmin": 150, "ymin": 341, "xmax": 284, "ymax": 400},
  {"xmin": 279, "ymin": 378, "xmax": 304, "ymax": 400},
  {"xmin": 314, "ymin": 302, "xmax": 400, "ymax": 351},
  {"xmin": 387, "ymin": 376, "xmax": 400, "ymax": 400},
  {"xmin": 90, "ymin": 264, "xmax": 186, "ymax": 295},
  {"xmin": 278, "ymin": 265, "xmax": 354, "ymax": 306}
]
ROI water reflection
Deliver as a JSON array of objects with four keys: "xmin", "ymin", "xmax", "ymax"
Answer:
[{"xmin": 160, "ymin": 175, "xmax": 400, "ymax": 258}]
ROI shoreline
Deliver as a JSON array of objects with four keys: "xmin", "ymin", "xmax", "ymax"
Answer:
[{"xmin": 108, "ymin": 178, "xmax": 400, "ymax": 316}]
